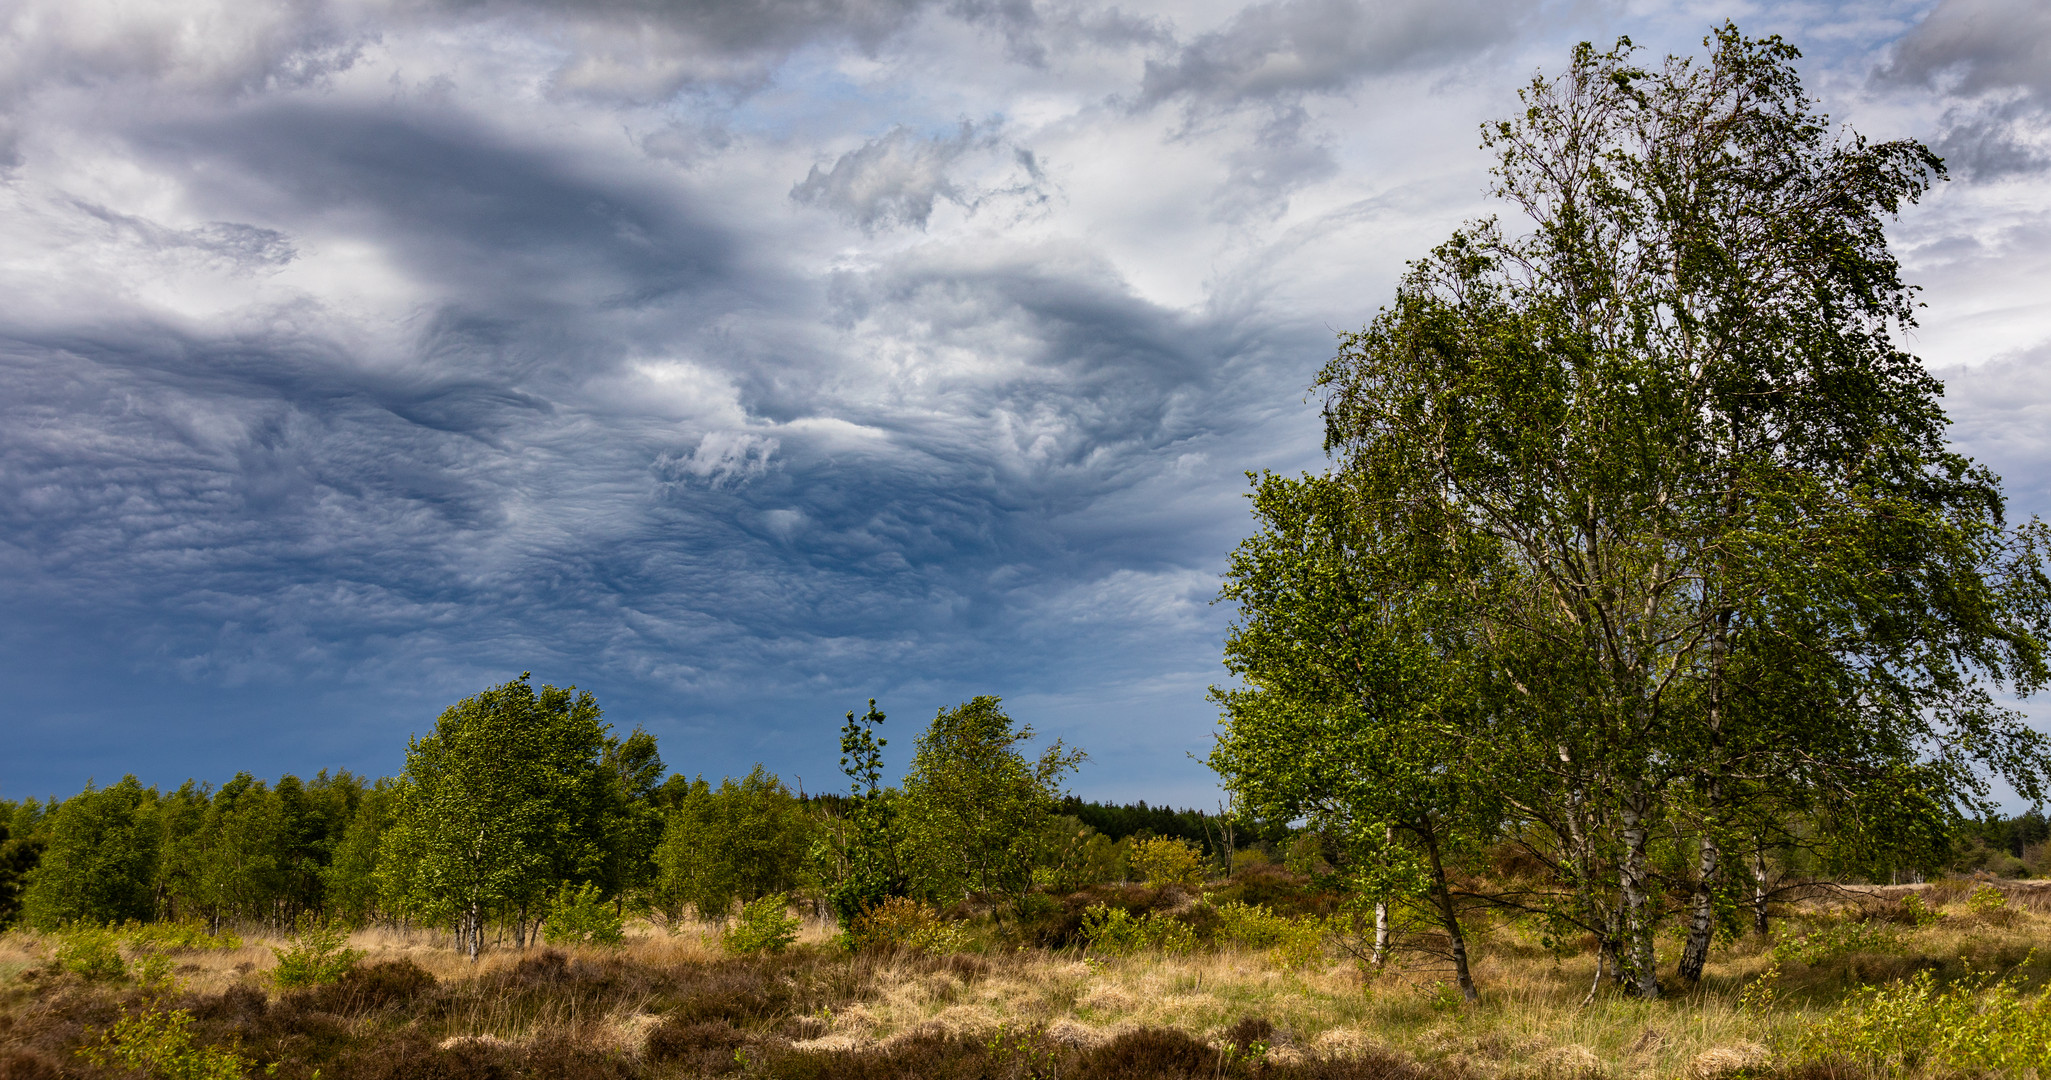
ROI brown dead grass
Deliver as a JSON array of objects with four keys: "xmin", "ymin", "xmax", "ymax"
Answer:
[{"xmin": 5, "ymin": 888, "xmax": 2049, "ymax": 1078}]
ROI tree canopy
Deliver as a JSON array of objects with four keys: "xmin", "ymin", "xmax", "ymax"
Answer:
[{"xmin": 1213, "ymin": 25, "xmax": 2051, "ymax": 999}]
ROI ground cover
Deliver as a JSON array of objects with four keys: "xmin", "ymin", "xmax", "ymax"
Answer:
[{"xmin": 4, "ymin": 880, "xmax": 2050, "ymax": 1079}]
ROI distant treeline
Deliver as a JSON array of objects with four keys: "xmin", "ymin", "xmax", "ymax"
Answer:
[
  {"xmin": 3, "ymin": 679, "xmax": 2046, "ymax": 944},
  {"xmin": 0, "ymin": 683, "xmax": 1282, "ymax": 941}
]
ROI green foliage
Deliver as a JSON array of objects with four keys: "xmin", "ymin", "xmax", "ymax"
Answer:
[
  {"xmin": 126, "ymin": 920, "xmax": 243, "ymax": 953},
  {"xmin": 822, "ymin": 701, "xmax": 909, "ymax": 925},
  {"xmin": 22, "ymin": 777, "xmax": 160, "ymax": 929},
  {"xmin": 271, "ymin": 924, "xmax": 362, "ymax": 987},
  {"xmin": 899, "ymin": 696, "xmax": 1085, "ymax": 907},
  {"xmin": 1058, "ymin": 798, "xmax": 1236, "ymax": 850},
  {"xmin": 542, "ymin": 882, "xmax": 625, "ymax": 948},
  {"xmin": 1791, "ymin": 965, "xmax": 2051, "ymax": 1074},
  {"xmin": 1967, "ymin": 883, "xmax": 2010, "ymax": 918},
  {"xmin": 1035, "ymin": 816, "xmax": 1125, "ymax": 892},
  {"xmin": 721, "ymin": 893, "xmax": 801, "ymax": 955},
  {"xmin": 654, "ymin": 766, "xmax": 814, "ymax": 921},
  {"xmin": 1208, "ymin": 900, "xmax": 1326, "ymax": 969},
  {"xmin": 1128, "ymin": 836, "xmax": 1205, "ymax": 887},
  {"xmin": 0, "ymin": 817, "xmax": 44, "ymax": 929},
  {"xmin": 1216, "ymin": 24, "xmax": 2051, "ymax": 999},
  {"xmin": 79, "ymin": 1001, "xmax": 259, "ymax": 1080},
  {"xmin": 377, "ymin": 674, "xmax": 633, "ymax": 956},
  {"xmin": 54, "ymin": 923, "xmax": 128, "ymax": 981},
  {"xmin": 1079, "ymin": 903, "xmax": 1194, "ymax": 956},
  {"xmin": 1770, "ymin": 920, "xmax": 1904, "ymax": 966},
  {"xmin": 320, "ymin": 779, "xmax": 396, "ymax": 928},
  {"xmin": 848, "ymin": 896, "xmax": 969, "ymax": 954},
  {"xmin": 1281, "ymin": 834, "xmax": 1330, "ymax": 878}
]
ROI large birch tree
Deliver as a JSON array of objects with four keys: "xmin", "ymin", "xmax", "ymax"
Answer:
[{"xmin": 1223, "ymin": 25, "xmax": 2051, "ymax": 1000}]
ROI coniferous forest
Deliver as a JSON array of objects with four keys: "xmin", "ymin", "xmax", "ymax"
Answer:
[{"xmin": 11, "ymin": 25, "xmax": 2051, "ymax": 1080}]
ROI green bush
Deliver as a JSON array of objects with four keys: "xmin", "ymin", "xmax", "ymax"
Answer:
[
  {"xmin": 127, "ymin": 919, "xmax": 243, "ymax": 953},
  {"xmin": 271, "ymin": 925, "xmax": 361, "ymax": 988},
  {"xmin": 722, "ymin": 893, "xmax": 801, "ymax": 955},
  {"xmin": 1079, "ymin": 903, "xmax": 1194, "ymax": 956},
  {"xmin": 1128, "ymin": 837, "xmax": 1205, "ymax": 887},
  {"xmin": 1208, "ymin": 900, "xmax": 1325, "ymax": 969},
  {"xmin": 1792, "ymin": 965, "xmax": 2051, "ymax": 1073},
  {"xmin": 79, "ymin": 1001, "xmax": 255, "ymax": 1080},
  {"xmin": 1899, "ymin": 892, "xmax": 1942, "ymax": 928},
  {"xmin": 55, "ymin": 923, "xmax": 128, "ymax": 981},
  {"xmin": 543, "ymin": 882, "xmax": 626, "ymax": 948},
  {"xmin": 1770, "ymin": 919, "xmax": 1903, "ymax": 965},
  {"xmin": 848, "ymin": 896, "xmax": 969, "ymax": 954},
  {"xmin": 1967, "ymin": 883, "xmax": 2010, "ymax": 919}
]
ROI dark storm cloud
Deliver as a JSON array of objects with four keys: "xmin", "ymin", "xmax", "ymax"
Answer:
[
  {"xmin": 36, "ymin": 0, "xmax": 2013, "ymax": 807},
  {"xmin": 0, "ymin": 81, "xmax": 1279, "ymax": 723},
  {"xmin": 132, "ymin": 105, "xmax": 735, "ymax": 317},
  {"xmin": 1885, "ymin": 0, "xmax": 2051, "ymax": 99},
  {"xmin": 1882, "ymin": 0, "xmax": 2051, "ymax": 179}
]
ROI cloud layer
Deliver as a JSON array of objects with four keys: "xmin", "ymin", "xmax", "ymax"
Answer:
[{"xmin": 4, "ymin": 0, "xmax": 2051, "ymax": 801}]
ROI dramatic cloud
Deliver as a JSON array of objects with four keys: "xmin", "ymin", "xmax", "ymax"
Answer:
[
  {"xmin": 1881, "ymin": 0, "xmax": 2051, "ymax": 179},
  {"xmin": 3, "ymin": 0, "xmax": 2050, "ymax": 802},
  {"xmin": 1885, "ymin": 0, "xmax": 2051, "ymax": 99}
]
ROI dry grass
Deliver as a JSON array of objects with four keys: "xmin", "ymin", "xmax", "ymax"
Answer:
[{"xmin": 5, "ymin": 884, "xmax": 2051, "ymax": 1078}]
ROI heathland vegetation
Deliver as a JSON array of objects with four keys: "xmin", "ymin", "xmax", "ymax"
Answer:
[{"xmin": 10, "ymin": 23, "xmax": 2051, "ymax": 1080}]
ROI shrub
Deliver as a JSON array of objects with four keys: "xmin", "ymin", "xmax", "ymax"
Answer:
[
  {"xmin": 1792, "ymin": 966, "xmax": 2051, "ymax": 1073},
  {"xmin": 723, "ymin": 893, "xmax": 801, "ymax": 955},
  {"xmin": 54, "ymin": 923, "xmax": 127, "ymax": 981},
  {"xmin": 1967, "ymin": 883, "xmax": 2010, "ymax": 919},
  {"xmin": 1283, "ymin": 834, "xmax": 1332, "ymax": 878},
  {"xmin": 1080, "ymin": 903, "xmax": 1195, "ymax": 956},
  {"xmin": 1899, "ymin": 892, "xmax": 1942, "ymax": 928},
  {"xmin": 79, "ymin": 1001, "xmax": 256, "ymax": 1080},
  {"xmin": 543, "ymin": 882, "xmax": 626, "ymax": 948},
  {"xmin": 1210, "ymin": 900, "xmax": 1326, "ymax": 968},
  {"xmin": 1771, "ymin": 919, "xmax": 1903, "ymax": 965},
  {"xmin": 1129, "ymin": 837, "xmax": 1205, "ymax": 887},
  {"xmin": 849, "ymin": 896, "xmax": 970, "ymax": 954},
  {"xmin": 272, "ymin": 925, "xmax": 362, "ymax": 988},
  {"xmin": 127, "ymin": 920, "xmax": 243, "ymax": 953}
]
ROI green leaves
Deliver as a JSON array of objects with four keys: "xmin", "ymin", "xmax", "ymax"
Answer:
[
  {"xmin": 653, "ymin": 765, "xmax": 814, "ymax": 921},
  {"xmin": 899, "ymin": 696, "xmax": 1084, "ymax": 907},
  {"xmin": 1221, "ymin": 23, "xmax": 2051, "ymax": 998},
  {"xmin": 823, "ymin": 700, "xmax": 908, "ymax": 925},
  {"xmin": 377, "ymin": 674, "xmax": 632, "ymax": 952}
]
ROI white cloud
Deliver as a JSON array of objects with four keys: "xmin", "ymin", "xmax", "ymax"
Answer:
[{"xmin": 3, "ymin": 0, "xmax": 2051, "ymax": 800}]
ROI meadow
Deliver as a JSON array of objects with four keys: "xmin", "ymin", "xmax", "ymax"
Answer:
[{"xmin": 5, "ymin": 873, "xmax": 2051, "ymax": 1080}]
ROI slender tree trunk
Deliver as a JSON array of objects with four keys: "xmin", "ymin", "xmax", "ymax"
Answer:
[
  {"xmin": 1618, "ymin": 795, "xmax": 1659, "ymax": 999},
  {"xmin": 468, "ymin": 903, "xmax": 481, "ymax": 961},
  {"xmin": 1373, "ymin": 823, "xmax": 1393, "ymax": 965},
  {"xmin": 1678, "ymin": 830, "xmax": 1720, "ymax": 983},
  {"xmin": 1752, "ymin": 847, "xmax": 1770, "ymax": 937},
  {"xmin": 1680, "ymin": 609, "xmax": 1729, "ymax": 985},
  {"xmin": 1417, "ymin": 818, "xmax": 1477, "ymax": 1003}
]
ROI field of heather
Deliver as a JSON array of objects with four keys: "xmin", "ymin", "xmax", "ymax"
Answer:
[{"xmin": 5, "ymin": 879, "xmax": 2051, "ymax": 1080}]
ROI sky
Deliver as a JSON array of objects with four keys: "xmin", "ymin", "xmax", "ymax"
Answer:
[{"xmin": 3, "ymin": 0, "xmax": 2050, "ymax": 806}]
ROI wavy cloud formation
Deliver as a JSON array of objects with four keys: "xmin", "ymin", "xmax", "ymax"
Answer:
[{"xmin": 3, "ymin": 0, "xmax": 2050, "ymax": 801}]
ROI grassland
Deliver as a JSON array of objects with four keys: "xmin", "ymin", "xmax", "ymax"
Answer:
[{"xmin": 3, "ymin": 879, "xmax": 2050, "ymax": 1079}]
